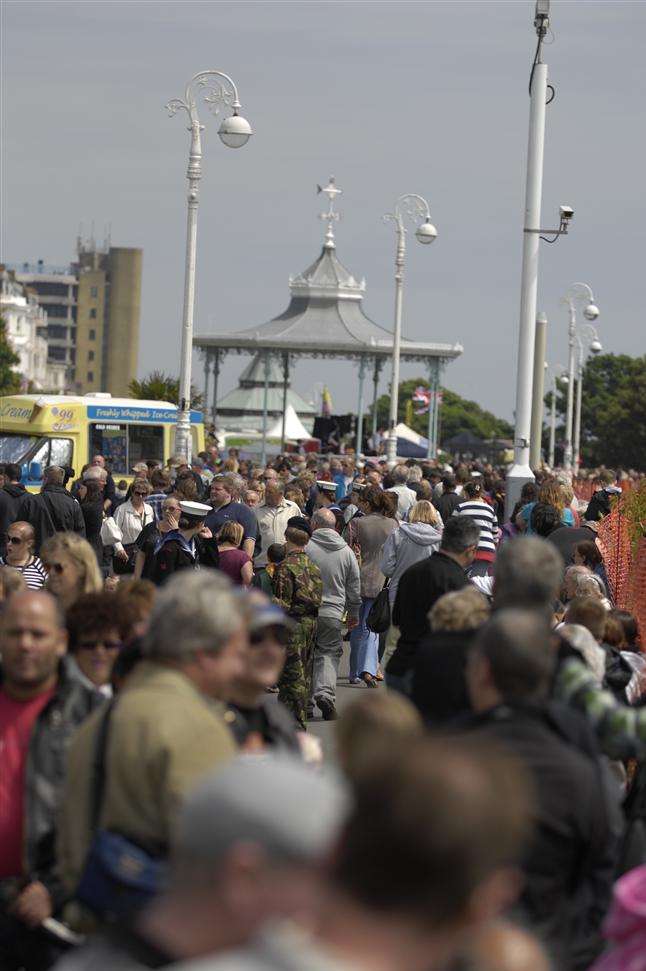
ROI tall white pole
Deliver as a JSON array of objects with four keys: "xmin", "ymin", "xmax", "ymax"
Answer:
[
  {"xmin": 175, "ymin": 119, "xmax": 202, "ymax": 462},
  {"xmin": 505, "ymin": 57, "xmax": 548, "ymax": 517},
  {"xmin": 386, "ymin": 220, "xmax": 405, "ymax": 468},
  {"xmin": 549, "ymin": 377, "xmax": 556, "ymax": 468},
  {"xmin": 563, "ymin": 300, "xmax": 577, "ymax": 472},
  {"xmin": 529, "ymin": 311, "xmax": 547, "ymax": 469},
  {"xmin": 573, "ymin": 345, "xmax": 584, "ymax": 474},
  {"xmin": 355, "ymin": 356, "xmax": 366, "ymax": 456}
]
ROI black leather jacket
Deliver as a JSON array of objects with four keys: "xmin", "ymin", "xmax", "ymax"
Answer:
[{"xmin": 0, "ymin": 658, "xmax": 99, "ymax": 910}]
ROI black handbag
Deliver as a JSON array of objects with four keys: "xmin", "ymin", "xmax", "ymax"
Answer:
[
  {"xmin": 367, "ymin": 581, "xmax": 391, "ymax": 634},
  {"xmin": 76, "ymin": 701, "xmax": 167, "ymax": 920}
]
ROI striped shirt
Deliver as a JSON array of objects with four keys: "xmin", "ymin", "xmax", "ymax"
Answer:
[
  {"xmin": 453, "ymin": 500, "xmax": 499, "ymax": 557},
  {"xmin": 0, "ymin": 556, "xmax": 48, "ymax": 590}
]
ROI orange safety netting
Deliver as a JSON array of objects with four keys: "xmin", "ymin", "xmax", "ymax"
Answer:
[{"xmin": 596, "ymin": 505, "xmax": 646, "ymax": 650}]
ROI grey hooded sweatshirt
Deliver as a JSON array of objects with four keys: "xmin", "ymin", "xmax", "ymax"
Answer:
[
  {"xmin": 305, "ymin": 528, "xmax": 361, "ymax": 622},
  {"xmin": 380, "ymin": 521, "xmax": 444, "ymax": 605}
]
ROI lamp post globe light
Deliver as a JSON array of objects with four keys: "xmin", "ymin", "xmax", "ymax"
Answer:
[
  {"xmin": 573, "ymin": 322, "xmax": 602, "ymax": 474},
  {"xmin": 384, "ymin": 194, "xmax": 437, "ymax": 468},
  {"xmin": 561, "ymin": 282, "xmax": 600, "ymax": 473},
  {"xmin": 166, "ymin": 71, "xmax": 252, "ymax": 462}
]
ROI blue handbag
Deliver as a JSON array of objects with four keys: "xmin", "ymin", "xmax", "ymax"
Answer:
[{"xmin": 75, "ymin": 701, "xmax": 167, "ymax": 920}]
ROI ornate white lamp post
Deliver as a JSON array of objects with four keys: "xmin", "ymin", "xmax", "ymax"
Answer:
[
  {"xmin": 384, "ymin": 194, "xmax": 437, "ymax": 468},
  {"xmin": 562, "ymin": 282, "xmax": 600, "ymax": 472},
  {"xmin": 545, "ymin": 363, "xmax": 568, "ymax": 467},
  {"xmin": 573, "ymin": 323, "xmax": 602, "ymax": 473},
  {"xmin": 166, "ymin": 71, "xmax": 252, "ymax": 461}
]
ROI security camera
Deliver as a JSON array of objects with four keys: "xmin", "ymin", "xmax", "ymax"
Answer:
[
  {"xmin": 584, "ymin": 303, "xmax": 600, "ymax": 321},
  {"xmin": 590, "ymin": 339, "xmax": 603, "ymax": 354},
  {"xmin": 559, "ymin": 206, "xmax": 574, "ymax": 221}
]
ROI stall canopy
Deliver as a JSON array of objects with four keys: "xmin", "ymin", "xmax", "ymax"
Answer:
[{"xmin": 266, "ymin": 404, "xmax": 312, "ymax": 441}]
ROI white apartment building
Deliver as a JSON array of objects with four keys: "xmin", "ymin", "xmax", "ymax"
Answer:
[{"xmin": 0, "ymin": 267, "xmax": 67, "ymax": 391}]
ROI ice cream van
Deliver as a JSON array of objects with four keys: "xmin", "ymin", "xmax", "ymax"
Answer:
[{"xmin": 0, "ymin": 394, "xmax": 205, "ymax": 489}]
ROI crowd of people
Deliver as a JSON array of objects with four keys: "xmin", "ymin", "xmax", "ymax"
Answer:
[{"xmin": 0, "ymin": 445, "xmax": 645, "ymax": 971}]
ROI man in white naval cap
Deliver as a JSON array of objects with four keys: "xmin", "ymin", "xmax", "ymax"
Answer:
[{"xmin": 150, "ymin": 500, "xmax": 220, "ymax": 585}]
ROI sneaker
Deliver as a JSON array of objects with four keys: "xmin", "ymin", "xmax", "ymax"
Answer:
[{"xmin": 317, "ymin": 696, "xmax": 338, "ymax": 721}]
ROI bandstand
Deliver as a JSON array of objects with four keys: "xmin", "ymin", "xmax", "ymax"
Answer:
[{"xmin": 194, "ymin": 179, "xmax": 462, "ymax": 457}]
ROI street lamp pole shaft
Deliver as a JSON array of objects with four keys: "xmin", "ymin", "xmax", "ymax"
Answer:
[
  {"xmin": 505, "ymin": 60, "xmax": 548, "ymax": 517},
  {"xmin": 529, "ymin": 312, "xmax": 547, "ymax": 470},
  {"xmin": 564, "ymin": 301, "xmax": 576, "ymax": 471},
  {"xmin": 573, "ymin": 346, "xmax": 584, "ymax": 474},
  {"xmin": 387, "ymin": 221, "xmax": 405, "ymax": 468},
  {"xmin": 175, "ymin": 120, "xmax": 202, "ymax": 461},
  {"xmin": 549, "ymin": 378, "xmax": 556, "ymax": 468}
]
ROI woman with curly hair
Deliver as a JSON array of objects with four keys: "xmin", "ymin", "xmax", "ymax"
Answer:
[{"xmin": 519, "ymin": 478, "xmax": 575, "ymax": 535}]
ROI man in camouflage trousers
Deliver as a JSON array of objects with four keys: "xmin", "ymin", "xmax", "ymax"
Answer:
[{"xmin": 272, "ymin": 516, "xmax": 322, "ymax": 729}]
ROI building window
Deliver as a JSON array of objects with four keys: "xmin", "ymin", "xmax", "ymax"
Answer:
[
  {"xmin": 47, "ymin": 324, "xmax": 67, "ymax": 340},
  {"xmin": 89, "ymin": 308, "xmax": 97, "ymax": 319},
  {"xmin": 87, "ymin": 371, "xmax": 94, "ymax": 382},
  {"xmin": 49, "ymin": 346, "xmax": 67, "ymax": 362},
  {"xmin": 41, "ymin": 303, "xmax": 69, "ymax": 319},
  {"xmin": 89, "ymin": 329, "xmax": 96, "ymax": 340},
  {"xmin": 90, "ymin": 286, "xmax": 98, "ymax": 298},
  {"xmin": 88, "ymin": 350, "xmax": 95, "ymax": 361}
]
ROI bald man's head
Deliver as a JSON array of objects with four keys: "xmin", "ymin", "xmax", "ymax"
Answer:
[
  {"xmin": 311, "ymin": 508, "xmax": 337, "ymax": 531},
  {"xmin": 0, "ymin": 591, "xmax": 67, "ymax": 699}
]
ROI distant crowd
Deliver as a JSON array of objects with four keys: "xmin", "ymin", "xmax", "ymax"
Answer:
[{"xmin": 0, "ymin": 445, "xmax": 645, "ymax": 971}]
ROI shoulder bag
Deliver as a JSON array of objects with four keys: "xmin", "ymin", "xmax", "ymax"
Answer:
[{"xmin": 75, "ymin": 701, "xmax": 167, "ymax": 921}]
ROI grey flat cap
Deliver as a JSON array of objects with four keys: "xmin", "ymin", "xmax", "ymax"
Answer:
[{"xmin": 177, "ymin": 755, "xmax": 349, "ymax": 866}]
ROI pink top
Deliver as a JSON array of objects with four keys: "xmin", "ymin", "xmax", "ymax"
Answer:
[{"xmin": 218, "ymin": 547, "xmax": 252, "ymax": 586}]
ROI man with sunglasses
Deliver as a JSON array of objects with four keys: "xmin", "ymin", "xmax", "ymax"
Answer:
[
  {"xmin": 0, "ymin": 523, "xmax": 47, "ymax": 590},
  {"xmin": 225, "ymin": 594, "xmax": 301, "ymax": 754},
  {"xmin": 0, "ymin": 464, "xmax": 27, "ymax": 558},
  {"xmin": 0, "ymin": 590, "xmax": 97, "ymax": 971}
]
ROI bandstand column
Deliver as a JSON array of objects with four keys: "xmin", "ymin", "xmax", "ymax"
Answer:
[{"xmin": 355, "ymin": 356, "xmax": 366, "ymax": 456}]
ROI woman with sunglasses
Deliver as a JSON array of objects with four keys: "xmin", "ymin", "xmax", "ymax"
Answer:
[
  {"xmin": 110, "ymin": 477, "xmax": 155, "ymax": 575},
  {"xmin": 41, "ymin": 532, "xmax": 103, "ymax": 611},
  {"xmin": 66, "ymin": 592, "xmax": 135, "ymax": 697},
  {"xmin": 0, "ymin": 521, "xmax": 48, "ymax": 589}
]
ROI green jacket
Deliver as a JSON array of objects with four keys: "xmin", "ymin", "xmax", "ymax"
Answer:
[
  {"xmin": 57, "ymin": 660, "xmax": 236, "ymax": 894},
  {"xmin": 272, "ymin": 551, "xmax": 323, "ymax": 618}
]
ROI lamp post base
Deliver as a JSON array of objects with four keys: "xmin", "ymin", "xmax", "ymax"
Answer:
[
  {"xmin": 505, "ymin": 462, "xmax": 535, "ymax": 520},
  {"xmin": 174, "ymin": 413, "xmax": 192, "ymax": 464}
]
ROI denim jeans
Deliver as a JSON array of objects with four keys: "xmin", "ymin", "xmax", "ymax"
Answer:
[{"xmin": 349, "ymin": 597, "xmax": 379, "ymax": 679}]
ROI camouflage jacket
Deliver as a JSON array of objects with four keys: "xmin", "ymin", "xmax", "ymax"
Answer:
[{"xmin": 272, "ymin": 551, "xmax": 323, "ymax": 618}]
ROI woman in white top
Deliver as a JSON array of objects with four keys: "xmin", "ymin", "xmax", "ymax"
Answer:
[
  {"xmin": 112, "ymin": 477, "xmax": 155, "ymax": 574},
  {"xmin": 380, "ymin": 501, "xmax": 443, "ymax": 608}
]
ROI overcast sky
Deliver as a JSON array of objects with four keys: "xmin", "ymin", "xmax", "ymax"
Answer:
[{"xmin": 3, "ymin": 0, "xmax": 644, "ymax": 420}]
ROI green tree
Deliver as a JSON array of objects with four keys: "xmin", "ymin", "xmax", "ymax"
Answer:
[
  {"xmin": 129, "ymin": 370, "xmax": 204, "ymax": 409},
  {"xmin": 371, "ymin": 377, "xmax": 513, "ymax": 444},
  {"xmin": 0, "ymin": 317, "xmax": 21, "ymax": 396},
  {"xmin": 549, "ymin": 354, "xmax": 646, "ymax": 469}
]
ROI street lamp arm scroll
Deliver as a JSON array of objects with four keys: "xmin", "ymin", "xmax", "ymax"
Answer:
[{"xmin": 165, "ymin": 70, "xmax": 241, "ymax": 124}]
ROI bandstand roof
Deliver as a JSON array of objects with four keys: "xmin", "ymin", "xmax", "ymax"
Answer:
[{"xmin": 194, "ymin": 179, "xmax": 463, "ymax": 365}]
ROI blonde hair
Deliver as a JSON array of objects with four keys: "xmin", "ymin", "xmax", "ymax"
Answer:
[
  {"xmin": 429, "ymin": 586, "xmax": 491, "ymax": 632},
  {"xmin": 218, "ymin": 521, "xmax": 244, "ymax": 547},
  {"xmin": 131, "ymin": 477, "xmax": 152, "ymax": 497},
  {"xmin": 41, "ymin": 532, "xmax": 103, "ymax": 597},
  {"xmin": 538, "ymin": 479, "xmax": 565, "ymax": 515},
  {"xmin": 408, "ymin": 500, "xmax": 439, "ymax": 526},
  {"xmin": 0, "ymin": 566, "xmax": 28, "ymax": 600}
]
